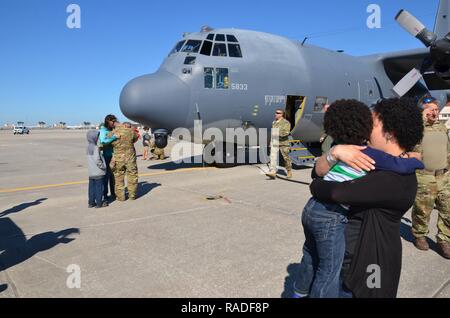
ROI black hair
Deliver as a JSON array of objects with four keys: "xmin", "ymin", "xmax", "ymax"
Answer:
[
  {"xmin": 143, "ymin": 126, "xmax": 150, "ymax": 131},
  {"xmin": 372, "ymin": 98, "xmax": 424, "ymax": 152},
  {"xmin": 104, "ymin": 114, "xmax": 117, "ymax": 129},
  {"xmin": 324, "ymin": 99, "xmax": 373, "ymax": 145}
]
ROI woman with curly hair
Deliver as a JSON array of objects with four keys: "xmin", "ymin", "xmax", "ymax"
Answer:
[
  {"xmin": 310, "ymin": 98, "xmax": 425, "ymax": 298},
  {"xmin": 294, "ymin": 99, "xmax": 424, "ymax": 298}
]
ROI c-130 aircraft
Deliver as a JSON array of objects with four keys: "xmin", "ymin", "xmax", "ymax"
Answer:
[{"xmin": 120, "ymin": 0, "xmax": 450, "ymax": 166}]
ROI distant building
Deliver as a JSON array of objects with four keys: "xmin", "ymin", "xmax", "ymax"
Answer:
[{"xmin": 440, "ymin": 106, "xmax": 450, "ymax": 129}]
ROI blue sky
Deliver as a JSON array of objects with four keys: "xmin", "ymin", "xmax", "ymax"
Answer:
[{"xmin": 0, "ymin": 0, "xmax": 440, "ymax": 125}]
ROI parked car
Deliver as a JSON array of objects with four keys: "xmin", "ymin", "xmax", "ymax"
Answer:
[{"xmin": 13, "ymin": 126, "xmax": 30, "ymax": 135}]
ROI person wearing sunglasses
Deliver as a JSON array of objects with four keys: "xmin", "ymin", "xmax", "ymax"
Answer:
[
  {"xmin": 411, "ymin": 96, "xmax": 450, "ymax": 259},
  {"xmin": 266, "ymin": 109, "xmax": 292, "ymax": 179}
]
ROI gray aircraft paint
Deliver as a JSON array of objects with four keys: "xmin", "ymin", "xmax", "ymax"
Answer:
[{"xmin": 120, "ymin": 0, "xmax": 450, "ymax": 146}]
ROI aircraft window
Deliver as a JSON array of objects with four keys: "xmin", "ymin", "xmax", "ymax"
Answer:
[
  {"xmin": 212, "ymin": 43, "xmax": 227, "ymax": 57},
  {"xmin": 204, "ymin": 67, "xmax": 214, "ymax": 89},
  {"xmin": 207, "ymin": 34, "xmax": 215, "ymax": 40},
  {"xmin": 182, "ymin": 40, "xmax": 203, "ymax": 53},
  {"xmin": 227, "ymin": 35, "xmax": 238, "ymax": 42},
  {"xmin": 216, "ymin": 68, "xmax": 229, "ymax": 89},
  {"xmin": 184, "ymin": 56, "xmax": 196, "ymax": 65},
  {"xmin": 169, "ymin": 40, "xmax": 186, "ymax": 55},
  {"xmin": 228, "ymin": 44, "xmax": 243, "ymax": 58},
  {"xmin": 200, "ymin": 40, "xmax": 213, "ymax": 56},
  {"xmin": 215, "ymin": 34, "xmax": 226, "ymax": 41}
]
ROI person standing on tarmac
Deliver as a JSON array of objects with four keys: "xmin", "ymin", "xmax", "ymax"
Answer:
[
  {"xmin": 109, "ymin": 122, "xmax": 139, "ymax": 201},
  {"xmin": 411, "ymin": 96, "xmax": 450, "ymax": 259},
  {"xmin": 266, "ymin": 109, "xmax": 292, "ymax": 179},
  {"xmin": 99, "ymin": 115, "xmax": 118, "ymax": 201},
  {"xmin": 320, "ymin": 104, "xmax": 334, "ymax": 155}
]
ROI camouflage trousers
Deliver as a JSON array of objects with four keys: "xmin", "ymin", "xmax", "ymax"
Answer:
[
  {"xmin": 152, "ymin": 147, "xmax": 165, "ymax": 160},
  {"xmin": 269, "ymin": 144, "xmax": 292, "ymax": 173},
  {"xmin": 112, "ymin": 158, "xmax": 138, "ymax": 201},
  {"xmin": 412, "ymin": 172, "xmax": 450, "ymax": 243}
]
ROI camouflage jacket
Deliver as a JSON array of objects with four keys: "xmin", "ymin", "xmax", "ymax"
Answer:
[
  {"xmin": 272, "ymin": 118, "xmax": 291, "ymax": 146},
  {"xmin": 414, "ymin": 120, "xmax": 450, "ymax": 171},
  {"xmin": 109, "ymin": 125, "xmax": 138, "ymax": 161}
]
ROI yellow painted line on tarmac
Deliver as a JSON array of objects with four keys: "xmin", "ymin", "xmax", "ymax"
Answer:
[{"xmin": 0, "ymin": 167, "xmax": 215, "ymax": 194}]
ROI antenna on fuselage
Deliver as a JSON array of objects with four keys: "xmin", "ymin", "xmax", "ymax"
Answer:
[
  {"xmin": 201, "ymin": 25, "xmax": 214, "ymax": 33},
  {"xmin": 301, "ymin": 37, "xmax": 308, "ymax": 46}
]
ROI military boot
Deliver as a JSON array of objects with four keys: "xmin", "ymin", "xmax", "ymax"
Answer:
[
  {"xmin": 266, "ymin": 171, "xmax": 277, "ymax": 179},
  {"xmin": 437, "ymin": 241, "xmax": 450, "ymax": 259},
  {"xmin": 287, "ymin": 169, "xmax": 293, "ymax": 179},
  {"xmin": 414, "ymin": 237, "xmax": 429, "ymax": 251}
]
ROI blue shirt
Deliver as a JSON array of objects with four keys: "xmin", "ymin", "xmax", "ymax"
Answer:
[
  {"xmin": 362, "ymin": 147, "xmax": 425, "ymax": 174},
  {"xmin": 99, "ymin": 126, "xmax": 118, "ymax": 158}
]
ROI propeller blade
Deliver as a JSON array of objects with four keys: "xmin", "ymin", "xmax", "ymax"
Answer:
[
  {"xmin": 392, "ymin": 68, "xmax": 423, "ymax": 97},
  {"xmin": 395, "ymin": 9, "xmax": 437, "ymax": 47}
]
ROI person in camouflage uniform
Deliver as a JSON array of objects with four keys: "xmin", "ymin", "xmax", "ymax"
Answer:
[
  {"xmin": 109, "ymin": 122, "xmax": 139, "ymax": 201},
  {"xmin": 411, "ymin": 96, "xmax": 450, "ymax": 259},
  {"xmin": 149, "ymin": 135, "xmax": 166, "ymax": 160},
  {"xmin": 266, "ymin": 109, "xmax": 292, "ymax": 179}
]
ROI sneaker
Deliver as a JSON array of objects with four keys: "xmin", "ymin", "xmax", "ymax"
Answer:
[
  {"xmin": 88, "ymin": 204, "xmax": 95, "ymax": 209},
  {"xmin": 102, "ymin": 201, "xmax": 109, "ymax": 207},
  {"xmin": 292, "ymin": 290, "xmax": 308, "ymax": 299}
]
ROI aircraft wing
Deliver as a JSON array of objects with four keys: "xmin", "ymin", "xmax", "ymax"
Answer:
[{"xmin": 364, "ymin": 48, "xmax": 430, "ymax": 85}]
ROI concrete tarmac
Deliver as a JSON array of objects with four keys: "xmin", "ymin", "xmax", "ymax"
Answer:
[{"xmin": 0, "ymin": 130, "xmax": 448, "ymax": 298}]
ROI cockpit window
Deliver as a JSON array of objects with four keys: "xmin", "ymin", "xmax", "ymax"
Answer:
[
  {"xmin": 206, "ymin": 34, "xmax": 215, "ymax": 41},
  {"xmin": 169, "ymin": 40, "xmax": 186, "ymax": 55},
  {"xmin": 228, "ymin": 44, "xmax": 242, "ymax": 58},
  {"xmin": 212, "ymin": 43, "xmax": 227, "ymax": 57},
  {"xmin": 215, "ymin": 34, "xmax": 226, "ymax": 42},
  {"xmin": 200, "ymin": 40, "xmax": 213, "ymax": 56},
  {"xmin": 227, "ymin": 35, "xmax": 238, "ymax": 43},
  {"xmin": 181, "ymin": 40, "xmax": 202, "ymax": 53},
  {"xmin": 184, "ymin": 56, "xmax": 196, "ymax": 65}
]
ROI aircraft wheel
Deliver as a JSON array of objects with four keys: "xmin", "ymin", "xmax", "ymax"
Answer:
[{"xmin": 203, "ymin": 142, "xmax": 238, "ymax": 168}]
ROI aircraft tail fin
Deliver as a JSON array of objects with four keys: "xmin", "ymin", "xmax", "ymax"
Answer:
[{"xmin": 434, "ymin": 0, "xmax": 450, "ymax": 38}]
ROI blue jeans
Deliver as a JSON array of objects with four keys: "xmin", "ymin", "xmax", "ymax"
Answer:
[
  {"xmin": 89, "ymin": 178, "xmax": 104, "ymax": 207},
  {"xmin": 294, "ymin": 198, "xmax": 348, "ymax": 298}
]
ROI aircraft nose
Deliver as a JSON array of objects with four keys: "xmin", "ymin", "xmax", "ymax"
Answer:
[{"xmin": 120, "ymin": 71, "xmax": 190, "ymax": 129}]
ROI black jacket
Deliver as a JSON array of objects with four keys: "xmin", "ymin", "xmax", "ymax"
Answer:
[{"xmin": 310, "ymin": 171, "xmax": 418, "ymax": 298}]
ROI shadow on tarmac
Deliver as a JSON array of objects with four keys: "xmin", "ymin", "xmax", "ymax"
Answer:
[
  {"xmin": 0, "ymin": 198, "xmax": 48, "ymax": 218},
  {"xmin": 0, "ymin": 284, "xmax": 7, "ymax": 293},
  {"xmin": 137, "ymin": 182, "xmax": 161, "ymax": 199},
  {"xmin": 0, "ymin": 217, "xmax": 80, "ymax": 274},
  {"xmin": 281, "ymin": 263, "xmax": 301, "ymax": 298},
  {"xmin": 147, "ymin": 156, "xmax": 205, "ymax": 171}
]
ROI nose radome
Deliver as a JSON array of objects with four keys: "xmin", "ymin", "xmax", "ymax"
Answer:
[{"xmin": 120, "ymin": 71, "xmax": 190, "ymax": 129}]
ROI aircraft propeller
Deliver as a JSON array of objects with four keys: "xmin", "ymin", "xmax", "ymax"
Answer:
[{"xmin": 393, "ymin": 9, "xmax": 450, "ymax": 96}]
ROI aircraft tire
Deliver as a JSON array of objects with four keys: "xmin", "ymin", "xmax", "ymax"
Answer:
[{"xmin": 207, "ymin": 142, "xmax": 238, "ymax": 168}]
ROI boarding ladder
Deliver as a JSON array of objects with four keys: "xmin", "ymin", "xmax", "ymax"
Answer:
[{"xmin": 288, "ymin": 139, "xmax": 316, "ymax": 167}]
